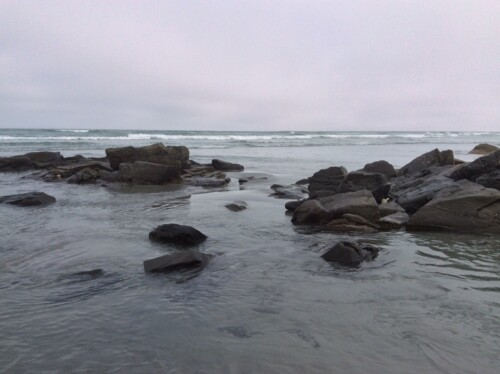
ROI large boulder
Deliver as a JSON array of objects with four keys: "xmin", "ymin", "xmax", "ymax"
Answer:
[
  {"xmin": 475, "ymin": 170, "xmax": 500, "ymax": 190},
  {"xmin": 0, "ymin": 152, "xmax": 63, "ymax": 171},
  {"xmin": 105, "ymin": 143, "xmax": 189, "ymax": 171},
  {"xmin": 378, "ymin": 201, "xmax": 406, "ymax": 217},
  {"xmin": 363, "ymin": 160, "xmax": 396, "ymax": 177},
  {"xmin": 324, "ymin": 213, "xmax": 379, "ymax": 233},
  {"xmin": 319, "ymin": 190, "xmax": 380, "ymax": 222},
  {"xmin": 144, "ymin": 249, "xmax": 211, "ymax": 273},
  {"xmin": 469, "ymin": 143, "xmax": 499, "ymax": 155},
  {"xmin": 211, "ymin": 159, "xmax": 244, "ymax": 171},
  {"xmin": 377, "ymin": 212, "xmax": 409, "ymax": 230},
  {"xmin": 291, "ymin": 200, "xmax": 328, "ymax": 225},
  {"xmin": 406, "ymin": 180, "xmax": 500, "ymax": 234},
  {"xmin": 118, "ymin": 161, "xmax": 180, "ymax": 184},
  {"xmin": 398, "ymin": 149, "xmax": 454, "ymax": 177},
  {"xmin": 339, "ymin": 171, "xmax": 390, "ymax": 203},
  {"xmin": 449, "ymin": 150, "xmax": 500, "ymax": 184},
  {"xmin": 389, "ymin": 166, "xmax": 457, "ymax": 213},
  {"xmin": 149, "ymin": 224, "xmax": 207, "ymax": 246},
  {"xmin": 321, "ymin": 241, "xmax": 381, "ymax": 266},
  {"xmin": 0, "ymin": 192, "xmax": 56, "ymax": 206},
  {"xmin": 308, "ymin": 166, "xmax": 347, "ymax": 197}
]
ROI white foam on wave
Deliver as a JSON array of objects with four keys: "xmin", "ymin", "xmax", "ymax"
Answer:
[{"xmin": 58, "ymin": 129, "xmax": 90, "ymax": 133}]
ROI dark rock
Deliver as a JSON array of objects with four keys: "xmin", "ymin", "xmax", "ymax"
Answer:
[
  {"xmin": 285, "ymin": 199, "xmax": 305, "ymax": 211},
  {"xmin": 270, "ymin": 184, "xmax": 308, "ymax": 199},
  {"xmin": 319, "ymin": 190, "xmax": 380, "ymax": 223},
  {"xmin": 321, "ymin": 241, "xmax": 381, "ymax": 266},
  {"xmin": 105, "ymin": 143, "xmax": 189, "ymax": 170},
  {"xmin": 225, "ymin": 201, "xmax": 248, "ymax": 211},
  {"xmin": 378, "ymin": 201, "xmax": 405, "ymax": 217},
  {"xmin": 449, "ymin": 150, "xmax": 500, "ymax": 183},
  {"xmin": 363, "ymin": 160, "xmax": 396, "ymax": 177},
  {"xmin": 339, "ymin": 171, "xmax": 389, "ymax": 203},
  {"xmin": 0, "ymin": 151, "xmax": 63, "ymax": 171},
  {"xmin": 308, "ymin": 166, "xmax": 347, "ymax": 197},
  {"xmin": 406, "ymin": 180, "xmax": 500, "ymax": 233},
  {"xmin": 149, "ymin": 224, "xmax": 207, "ymax": 246},
  {"xmin": 118, "ymin": 161, "xmax": 181, "ymax": 184},
  {"xmin": 144, "ymin": 249, "xmax": 210, "ymax": 273},
  {"xmin": 212, "ymin": 159, "xmax": 244, "ymax": 171},
  {"xmin": 291, "ymin": 200, "xmax": 328, "ymax": 225},
  {"xmin": 377, "ymin": 212, "xmax": 409, "ymax": 230},
  {"xmin": 398, "ymin": 148, "xmax": 454, "ymax": 176},
  {"xmin": 238, "ymin": 178, "xmax": 248, "ymax": 185},
  {"xmin": 475, "ymin": 170, "xmax": 500, "ymax": 190},
  {"xmin": 67, "ymin": 167, "xmax": 99, "ymax": 184},
  {"xmin": 0, "ymin": 192, "xmax": 56, "ymax": 206},
  {"xmin": 371, "ymin": 183, "xmax": 391, "ymax": 204},
  {"xmin": 295, "ymin": 178, "xmax": 310, "ymax": 185},
  {"xmin": 389, "ymin": 165, "xmax": 457, "ymax": 213},
  {"xmin": 469, "ymin": 143, "xmax": 499, "ymax": 155}
]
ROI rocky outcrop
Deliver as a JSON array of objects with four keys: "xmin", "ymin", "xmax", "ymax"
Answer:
[
  {"xmin": 118, "ymin": 161, "xmax": 181, "ymax": 184},
  {"xmin": 291, "ymin": 200, "xmax": 328, "ymax": 225},
  {"xmin": 397, "ymin": 149, "xmax": 454, "ymax": 177},
  {"xmin": 406, "ymin": 180, "xmax": 500, "ymax": 233},
  {"xmin": 363, "ymin": 160, "xmax": 396, "ymax": 177},
  {"xmin": 321, "ymin": 241, "xmax": 381, "ymax": 266},
  {"xmin": 0, "ymin": 152, "xmax": 63, "ymax": 171},
  {"xmin": 339, "ymin": 171, "xmax": 390, "ymax": 203},
  {"xmin": 149, "ymin": 224, "xmax": 207, "ymax": 246},
  {"xmin": 285, "ymin": 200, "xmax": 305, "ymax": 211},
  {"xmin": 105, "ymin": 143, "xmax": 189, "ymax": 170},
  {"xmin": 378, "ymin": 201, "xmax": 405, "ymax": 217},
  {"xmin": 389, "ymin": 166, "xmax": 457, "ymax": 213},
  {"xmin": 476, "ymin": 170, "xmax": 500, "ymax": 190},
  {"xmin": 143, "ymin": 249, "xmax": 211, "ymax": 273},
  {"xmin": 449, "ymin": 150, "xmax": 500, "ymax": 185},
  {"xmin": 0, "ymin": 192, "xmax": 56, "ymax": 206},
  {"xmin": 211, "ymin": 159, "xmax": 244, "ymax": 171},
  {"xmin": 308, "ymin": 166, "xmax": 347, "ymax": 197},
  {"xmin": 469, "ymin": 143, "xmax": 499, "ymax": 155},
  {"xmin": 225, "ymin": 201, "xmax": 248, "ymax": 211},
  {"xmin": 320, "ymin": 190, "xmax": 380, "ymax": 222}
]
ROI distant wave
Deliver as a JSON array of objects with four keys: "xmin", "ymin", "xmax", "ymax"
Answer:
[{"xmin": 58, "ymin": 129, "xmax": 90, "ymax": 133}]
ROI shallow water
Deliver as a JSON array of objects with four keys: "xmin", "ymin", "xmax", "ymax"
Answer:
[{"xmin": 1, "ymin": 131, "xmax": 499, "ymax": 373}]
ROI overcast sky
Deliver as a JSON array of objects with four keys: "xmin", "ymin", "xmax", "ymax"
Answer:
[{"xmin": 1, "ymin": 0, "xmax": 499, "ymax": 131}]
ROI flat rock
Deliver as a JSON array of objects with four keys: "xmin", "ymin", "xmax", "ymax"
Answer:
[
  {"xmin": 149, "ymin": 224, "xmax": 207, "ymax": 246},
  {"xmin": 118, "ymin": 161, "xmax": 181, "ymax": 185},
  {"xmin": 187, "ymin": 177, "xmax": 230, "ymax": 187},
  {"xmin": 270, "ymin": 184, "xmax": 308, "ymax": 199},
  {"xmin": 398, "ymin": 148, "xmax": 454, "ymax": 176},
  {"xmin": 321, "ymin": 241, "xmax": 381, "ymax": 266},
  {"xmin": 105, "ymin": 143, "xmax": 189, "ymax": 170},
  {"xmin": 319, "ymin": 190, "xmax": 380, "ymax": 223},
  {"xmin": 0, "ymin": 192, "xmax": 56, "ymax": 206},
  {"xmin": 324, "ymin": 213, "xmax": 379, "ymax": 233},
  {"xmin": 144, "ymin": 249, "xmax": 210, "ymax": 273},
  {"xmin": 406, "ymin": 180, "xmax": 500, "ymax": 233},
  {"xmin": 469, "ymin": 143, "xmax": 499, "ymax": 155},
  {"xmin": 212, "ymin": 159, "xmax": 244, "ymax": 171},
  {"xmin": 377, "ymin": 212, "xmax": 409, "ymax": 230},
  {"xmin": 225, "ymin": 201, "xmax": 248, "ymax": 211}
]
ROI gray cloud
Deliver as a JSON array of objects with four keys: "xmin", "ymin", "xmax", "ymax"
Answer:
[{"xmin": 0, "ymin": 0, "xmax": 499, "ymax": 131}]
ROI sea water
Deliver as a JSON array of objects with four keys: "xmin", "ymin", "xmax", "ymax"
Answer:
[{"xmin": 0, "ymin": 129, "xmax": 499, "ymax": 373}]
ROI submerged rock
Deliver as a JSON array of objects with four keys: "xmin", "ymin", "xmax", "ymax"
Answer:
[
  {"xmin": 321, "ymin": 241, "xmax": 381, "ymax": 266},
  {"xmin": 212, "ymin": 159, "xmax": 244, "ymax": 171},
  {"xmin": 187, "ymin": 177, "xmax": 230, "ymax": 187},
  {"xmin": 469, "ymin": 143, "xmax": 499, "ymax": 155},
  {"xmin": 149, "ymin": 224, "xmax": 207, "ymax": 246},
  {"xmin": 225, "ymin": 201, "xmax": 248, "ymax": 211},
  {"xmin": 270, "ymin": 184, "xmax": 308, "ymax": 199},
  {"xmin": 0, "ymin": 192, "xmax": 56, "ymax": 206},
  {"xmin": 144, "ymin": 249, "xmax": 211, "ymax": 273},
  {"xmin": 105, "ymin": 143, "xmax": 189, "ymax": 170}
]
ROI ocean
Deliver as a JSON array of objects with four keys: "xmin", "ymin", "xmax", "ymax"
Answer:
[{"xmin": 1, "ymin": 129, "xmax": 499, "ymax": 373}]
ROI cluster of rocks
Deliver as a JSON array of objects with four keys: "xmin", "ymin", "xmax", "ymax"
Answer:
[
  {"xmin": 0, "ymin": 143, "xmax": 244, "ymax": 188},
  {"xmin": 288, "ymin": 145, "xmax": 500, "ymax": 234}
]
